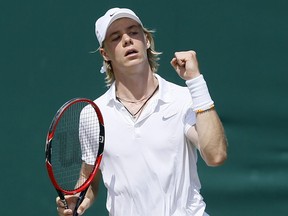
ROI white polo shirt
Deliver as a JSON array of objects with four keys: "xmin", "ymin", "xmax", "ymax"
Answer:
[{"xmin": 93, "ymin": 74, "xmax": 207, "ymax": 216}]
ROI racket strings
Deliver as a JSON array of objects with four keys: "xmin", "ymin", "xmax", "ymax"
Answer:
[{"xmin": 51, "ymin": 102, "xmax": 100, "ymax": 191}]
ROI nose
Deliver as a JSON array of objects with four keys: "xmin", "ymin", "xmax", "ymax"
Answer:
[{"xmin": 122, "ymin": 34, "xmax": 133, "ymax": 47}]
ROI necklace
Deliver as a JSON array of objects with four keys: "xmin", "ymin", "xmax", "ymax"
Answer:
[
  {"xmin": 116, "ymin": 95, "xmax": 150, "ymax": 104},
  {"xmin": 116, "ymin": 84, "xmax": 159, "ymax": 118}
]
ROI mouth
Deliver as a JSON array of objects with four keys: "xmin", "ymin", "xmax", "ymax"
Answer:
[{"xmin": 125, "ymin": 49, "xmax": 138, "ymax": 57}]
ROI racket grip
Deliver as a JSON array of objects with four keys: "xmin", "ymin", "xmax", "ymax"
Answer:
[
  {"xmin": 56, "ymin": 190, "xmax": 68, "ymax": 209},
  {"xmin": 73, "ymin": 190, "xmax": 87, "ymax": 216}
]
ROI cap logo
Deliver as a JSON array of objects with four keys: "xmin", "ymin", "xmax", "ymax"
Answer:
[{"xmin": 110, "ymin": 13, "xmax": 115, "ymax": 17}]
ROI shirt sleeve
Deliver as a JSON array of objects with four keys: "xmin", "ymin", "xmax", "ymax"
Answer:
[
  {"xmin": 79, "ymin": 106, "xmax": 99, "ymax": 165},
  {"xmin": 184, "ymin": 107, "xmax": 196, "ymax": 135}
]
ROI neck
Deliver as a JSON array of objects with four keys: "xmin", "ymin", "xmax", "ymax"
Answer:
[
  {"xmin": 116, "ymin": 83, "xmax": 159, "ymax": 118},
  {"xmin": 115, "ymin": 67, "xmax": 158, "ymax": 101}
]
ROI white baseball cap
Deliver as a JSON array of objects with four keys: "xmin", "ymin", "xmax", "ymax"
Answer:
[{"xmin": 95, "ymin": 8, "xmax": 143, "ymax": 47}]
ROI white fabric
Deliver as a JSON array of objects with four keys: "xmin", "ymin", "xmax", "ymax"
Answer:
[
  {"xmin": 79, "ymin": 104, "xmax": 100, "ymax": 165},
  {"xmin": 94, "ymin": 74, "xmax": 208, "ymax": 216},
  {"xmin": 95, "ymin": 8, "xmax": 143, "ymax": 47},
  {"xmin": 185, "ymin": 75, "xmax": 214, "ymax": 112}
]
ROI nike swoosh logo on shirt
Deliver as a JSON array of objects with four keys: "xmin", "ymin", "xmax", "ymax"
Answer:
[{"xmin": 162, "ymin": 111, "xmax": 178, "ymax": 120}]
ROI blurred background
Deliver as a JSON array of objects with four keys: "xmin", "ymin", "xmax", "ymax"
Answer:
[{"xmin": 0, "ymin": 0, "xmax": 287, "ymax": 215}]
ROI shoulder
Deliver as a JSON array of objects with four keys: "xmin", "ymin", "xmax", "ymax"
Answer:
[
  {"xmin": 93, "ymin": 85, "xmax": 114, "ymax": 107},
  {"xmin": 156, "ymin": 74, "xmax": 191, "ymax": 102},
  {"xmin": 157, "ymin": 74, "xmax": 188, "ymax": 89}
]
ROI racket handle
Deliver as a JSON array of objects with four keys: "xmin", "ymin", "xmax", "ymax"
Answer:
[
  {"xmin": 73, "ymin": 190, "xmax": 87, "ymax": 216},
  {"xmin": 61, "ymin": 199, "xmax": 69, "ymax": 209},
  {"xmin": 56, "ymin": 190, "xmax": 69, "ymax": 209}
]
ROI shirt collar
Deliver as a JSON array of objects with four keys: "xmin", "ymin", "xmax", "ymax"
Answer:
[
  {"xmin": 154, "ymin": 74, "xmax": 173, "ymax": 103},
  {"xmin": 105, "ymin": 82, "xmax": 117, "ymax": 106},
  {"xmin": 104, "ymin": 73, "xmax": 174, "ymax": 106}
]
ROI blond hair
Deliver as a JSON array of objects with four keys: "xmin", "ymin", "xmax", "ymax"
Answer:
[{"xmin": 101, "ymin": 27, "xmax": 162, "ymax": 87}]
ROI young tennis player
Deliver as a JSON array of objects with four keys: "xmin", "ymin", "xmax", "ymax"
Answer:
[{"xmin": 56, "ymin": 7, "xmax": 227, "ymax": 216}]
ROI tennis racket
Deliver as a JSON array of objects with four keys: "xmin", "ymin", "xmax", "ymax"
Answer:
[{"xmin": 45, "ymin": 98, "xmax": 104, "ymax": 216}]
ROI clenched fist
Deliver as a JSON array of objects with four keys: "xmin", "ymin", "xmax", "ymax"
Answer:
[{"xmin": 170, "ymin": 50, "xmax": 201, "ymax": 80}]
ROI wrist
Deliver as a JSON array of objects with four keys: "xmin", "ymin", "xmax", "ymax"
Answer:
[
  {"xmin": 184, "ymin": 71, "xmax": 201, "ymax": 81},
  {"xmin": 186, "ymin": 75, "xmax": 214, "ymax": 113}
]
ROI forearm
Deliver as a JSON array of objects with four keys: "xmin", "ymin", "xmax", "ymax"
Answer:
[
  {"xmin": 195, "ymin": 109, "xmax": 227, "ymax": 166},
  {"xmin": 76, "ymin": 165, "xmax": 101, "ymax": 214},
  {"xmin": 186, "ymin": 75, "xmax": 227, "ymax": 166},
  {"xmin": 84, "ymin": 171, "xmax": 101, "ymax": 204}
]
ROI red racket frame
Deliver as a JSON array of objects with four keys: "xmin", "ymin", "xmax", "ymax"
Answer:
[{"xmin": 45, "ymin": 98, "xmax": 104, "ymax": 195}]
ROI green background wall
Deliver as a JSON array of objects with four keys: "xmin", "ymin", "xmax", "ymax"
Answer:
[{"xmin": 1, "ymin": 0, "xmax": 287, "ymax": 215}]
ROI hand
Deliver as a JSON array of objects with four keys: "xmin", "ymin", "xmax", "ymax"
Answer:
[
  {"xmin": 56, "ymin": 195, "xmax": 77, "ymax": 216},
  {"xmin": 170, "ymin": 50, "xmax": 201, "ymax": 80},
  {"xmin": 56, "ymin": 195, "xmax": 92, "ymax": 216}
]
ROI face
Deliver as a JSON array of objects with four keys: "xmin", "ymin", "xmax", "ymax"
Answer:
[{"xmin": 100, "ymin": 18, "xmax": 150, "ymax": 73}]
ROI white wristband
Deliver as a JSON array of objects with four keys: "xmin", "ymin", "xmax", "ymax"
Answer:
[{"xmin": 186, "ymin": 75, "xmax": 214, "ymax": 113}]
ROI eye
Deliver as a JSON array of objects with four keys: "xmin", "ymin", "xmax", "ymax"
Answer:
[
  {"xmin": 111, "ymin": 34, "xmax": 121, "ymax": 41},
  {"xmin": 128, "ymin": 26, "xmax": 140, "ymax": 37},
  {"xmin": 129, "ymin": 31, "xmax": 138, "ymax": 36}
]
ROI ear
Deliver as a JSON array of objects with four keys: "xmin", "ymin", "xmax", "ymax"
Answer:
[
  {"xmin": 100, "ymin": 48, "xmax": 110, "ymax": 61},
  {"xmin": 145, "ymin": 35, "xmax": 151, "ymax": 49},
  {"xmin": 146, "ymin": 39, "xmax": 151, "ymax": 49}
]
